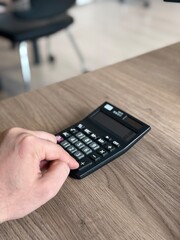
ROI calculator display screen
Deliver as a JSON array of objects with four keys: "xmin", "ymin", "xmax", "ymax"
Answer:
[
  {"xmin": 123, "ymin": 116, "xmax": 143, "ymax": 130},
  {"xmin": 92, "ymin": 112, "xmax": 135, "ymax": 140}
]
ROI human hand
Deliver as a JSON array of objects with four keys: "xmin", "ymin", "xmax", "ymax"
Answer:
[{"xmin": 0, "ymin": 127, "xmax": 79, "ymax": 223}]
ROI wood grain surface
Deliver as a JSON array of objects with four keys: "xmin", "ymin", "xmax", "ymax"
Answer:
[{"xmin": 0, "ymin": 43, "xmax": 180, "ymax": 240}]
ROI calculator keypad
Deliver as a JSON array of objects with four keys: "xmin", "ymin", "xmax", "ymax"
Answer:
[{"xmin": 57, "ymin": 123, "xmax": 121, "ymax": 173}]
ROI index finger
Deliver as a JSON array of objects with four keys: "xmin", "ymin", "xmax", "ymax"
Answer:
[{"xmin": 37, "ymin": 138, "xmax": 79, "ymax": 170}]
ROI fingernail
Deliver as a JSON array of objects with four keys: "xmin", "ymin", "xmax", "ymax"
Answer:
[{"xmin": 75, "ymin": 161, "xmax": 79, "ymax": 168}]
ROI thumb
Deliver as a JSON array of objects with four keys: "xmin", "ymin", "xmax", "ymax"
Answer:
[{"xmin": 38, "ymin": 161, "xmax": 70, "ymax": 201}]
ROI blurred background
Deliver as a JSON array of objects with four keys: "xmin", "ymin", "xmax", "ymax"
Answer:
[{"xmin": 0, "ymin": 0, "xmax": 180, "ymax": 100}]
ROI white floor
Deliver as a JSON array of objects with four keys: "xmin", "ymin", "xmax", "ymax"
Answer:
[{"xmin": 1, "ymin": 0, "xmax": 180, "ymax": 98}]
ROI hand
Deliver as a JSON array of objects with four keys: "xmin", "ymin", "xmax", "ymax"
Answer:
[{"xmin": 0, "ymin": 127, "xmax": 79, "ymax": 223}]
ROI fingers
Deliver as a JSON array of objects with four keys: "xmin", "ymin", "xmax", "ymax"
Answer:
[
  {"xmin": 31, "ymin": 131, "xmax": 79, "ymax": 169},
  {"xmin": 37, "ymin": 138, "xmax": 79, "ymax": 170},
  {"xmin": 39, "ymin": 161, "xmax": 70, "ymax": 200},
  {"xmin": 3, "ymin": 127, "xmax": 79, "ymax": 169}
]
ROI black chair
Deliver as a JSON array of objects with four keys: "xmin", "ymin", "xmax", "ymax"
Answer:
[{"xmin": 0, "ymin": 0, "xmax": 86, "ymax": 91}]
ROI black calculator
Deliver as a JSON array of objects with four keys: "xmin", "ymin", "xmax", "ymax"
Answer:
[{"xmin": 56, "ymin": 102, "xmax": 151, "ymax": 179}]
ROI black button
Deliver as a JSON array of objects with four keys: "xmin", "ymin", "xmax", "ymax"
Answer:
[
  {"xmin": 97, "ymin": 148, "xmax": 108, "ymax": 156},
  {"xmin": 82, "ymin": 146, "xmax": 92, "ymax": 155},
  {"xmin": 90, "ymin": 153, "xmax": 100, "ymax": 161},
  {"xmin": 82, "ymin": 137, "xmax": 92, "ymax": 145},
  {"xmin": 112, "ymin": 141, "xmax": 120, "ymax": 147},
  {"xmin": 67, "ymin": 145, "xmax": 77, "ymax": 154},
  {"xmin": 76, "ymin": 132, "xmax": 86, "ymax": 140},
  {"xmin": 60, "ymin": 140, "xmax": 70, "ymax": 149},
  {"xmin": 68, "ymin": 136, "xmax": 78, "ymax": 144},
  {"xmin": 105, "ymin": 144, "xmax": 115, "ymax": 152},
  {"xmin": 83, "ymin": 128, "xmax": 92, "ymax": 135},
  {"xmin": 73, "ymin": 151, "xmax": 85, "ymax": 160},
  {"xmin": 77, "ymin": 123, "xmax": 85, "ymax": 130},
  {"xmin": 69, "ymin": 128, "xmax": 78, "ymax": 134},
  {"xmin": 78, "ymin": 158, "xmax": 93, "ymax": 171},
  {"xmin": 97, "ymin": 138, "xmax": 106, "ymax": 145},
  {"xmin": 61, "ymin": 131, "xmax": 71, "ymax": 138},
  {"xmin": 89, "ymin": 142, "xmax": 100, "ymax": 151},
  {"xmin": 75, "ymin": 141, "xmax": 85, "ymax": 149},
  {"xmin": 90, "ymin": 133, "xmax": 98, "ymax": 140},
  {"xmin": 105, "ymin": 135, "xmax": 112, "ymax": 141}
]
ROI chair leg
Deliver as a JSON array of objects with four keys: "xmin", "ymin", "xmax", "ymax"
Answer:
[
  {"xmin": 46, "ymin": 37, "xmax": 56, "ymax": 63},
  {"xmin": 32, "ymin": 40, "xmax": 41, "ymax": 65},
  {"xmin": 65, "ymin": 29, "xmax": 88, "ymax": 73},
  {"xmin": 19, "ymin": 41, "xmax": 31, "ymax": 91}
]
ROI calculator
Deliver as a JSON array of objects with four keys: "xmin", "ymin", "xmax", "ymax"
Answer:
[{"xmin": 56, "ymin": 102, "xmax": 151, "ymax": 179}]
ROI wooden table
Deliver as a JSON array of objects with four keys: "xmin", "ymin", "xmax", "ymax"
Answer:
[{"xmin": 0, "ymin": 43, "xmax": 179, "ymax": 240}]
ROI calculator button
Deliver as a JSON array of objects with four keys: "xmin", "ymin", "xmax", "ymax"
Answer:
[
  {"xmin": 78, "ymin": 158, "xmax": 93, "ymax": 171},
  {"xmin": 68, "ymin": 136, "xmax": 78, "ymax": 144},
  {"xmin": 97, "ymin": 148, "xmax": 108, "ymax": 156},
  {"xmin": 69, "ymin": 128, "xmax": 78, "ymax": 134},
  {"xmin": 77, "ymin": 123, "xmax": 85, "ymax": 130},
  {"xmin": 90, "ymin": 153, "xmax": 100, "ymax": 161},
  {"xmin": 67, "ymin": 146, "xmax": 77, "ymax": 154},
  {"xmin": 97, "ymin": 138, "xmax": 107, "ymax": 145},
  {"xmin": 89, "ymin": 142, "xmax": 100, "ymax": 151},
  {"xmin": 74, "ymin": 151, "xmax": 85, "ymax": 160},
  {"xmin": 75, "ymin": 141, "xmax": 85, "ymax": 149},
  {"xmin": 90, "ymin": 133, "xmax": 98, "ymax": 140},
  {"xmin": 112, "ymin": 141, "xmax": 120, "ymax": 147},
  {"xmin": 56, "ymin": 135, "xmax": 64, "ymax": 143},
  {"xmin": 82, "ymin": 146, "xmax": 92, "ymax": 155},
  {"xmin": 83, "ymin": 128, "xmax": 92, "ymax": 135},
  {"xmin": 82, "ymin": 137, "xmax": 92, "ymax": 145},
  {"xmin": 105, "ymin": 144, "xmax": 115, "ymax": 152},
  {"xmin": 61, "ymin": 132, "xmax": 71, "ymax": 138},
  {"xmin": 60, "ymin": 140, "xmax": 70, "ymax": 149},
  {"xmin": 76, "ymin": 132, "xmax": 86, "ymax": 140},
  {"xmin": 105, "ymin": 135, "xmax": 112, "ymax": 141}
]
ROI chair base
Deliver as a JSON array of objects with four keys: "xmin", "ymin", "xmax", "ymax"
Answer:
[{"xmin": 118, "ymin": 0, "xmax": 150, "ymax": 7}]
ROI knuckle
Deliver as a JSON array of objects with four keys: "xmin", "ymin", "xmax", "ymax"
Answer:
[
  {"xmin": 18, "ymin": 134, "xmax": 36, "ymax": 157},
  {"xmin": 20, "ymin": 134, "xmax": 36, "ymax": 146},
  {"xmin": 5, "ymin": 127, "xmax": 21, "ymax": 136},
  {"xmin": 42, "ymin": 132, "xmax": 56, "ymax": 142}
]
